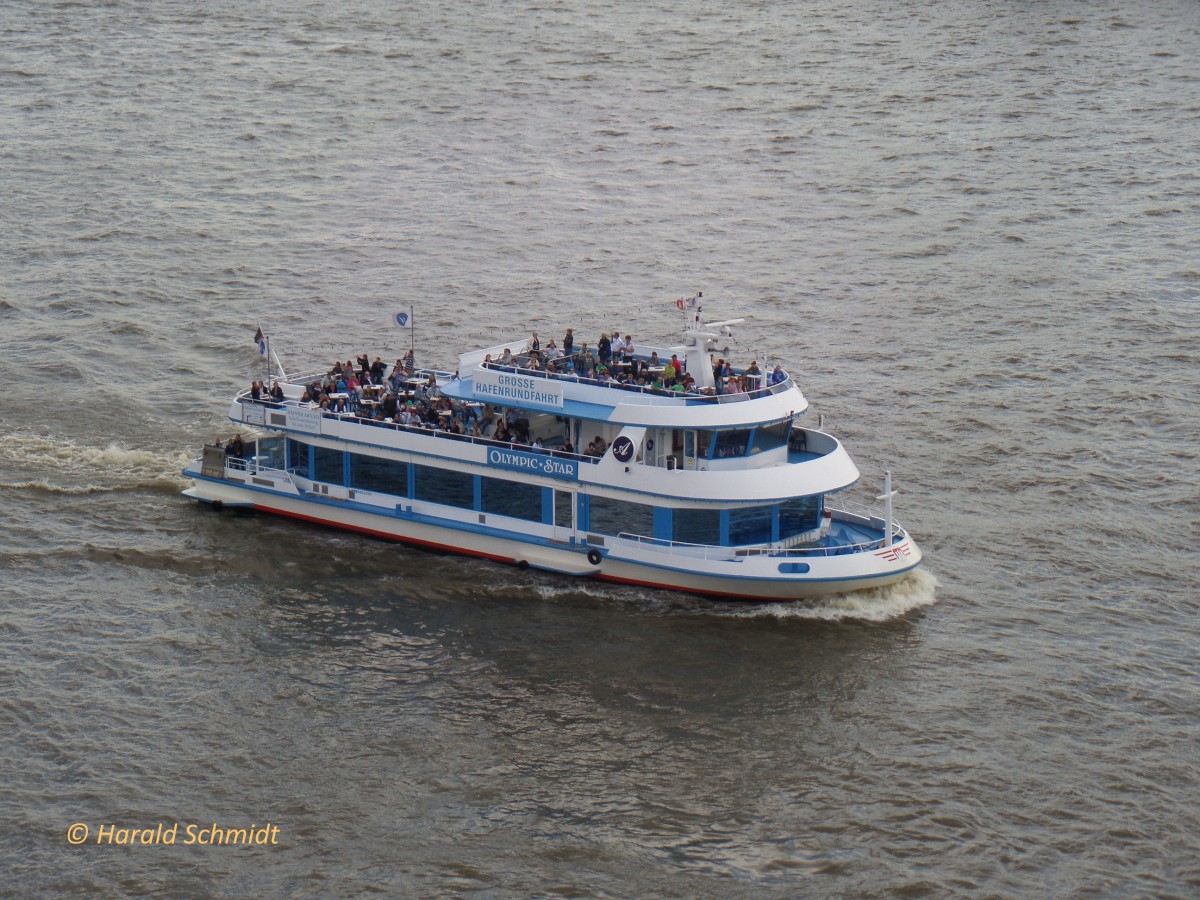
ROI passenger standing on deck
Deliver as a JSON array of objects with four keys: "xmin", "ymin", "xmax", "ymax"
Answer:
[
  {"xmin": 597, "ymin": 332, "xmax": 611, "ymax": 365},
  {"xmin": 562, "ymin": 328, "xmax": 574, "ymax": 356}
]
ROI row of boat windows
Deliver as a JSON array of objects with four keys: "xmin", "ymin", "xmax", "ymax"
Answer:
[
  {"xmin": 693, "ymin": 420, "xmax": 791, "ymax": 459},
  {"xmin": 281, "ymin": 439, "xmax": 821, "ymax": 545}
]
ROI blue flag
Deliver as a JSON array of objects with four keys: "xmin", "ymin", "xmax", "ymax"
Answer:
[{"xmin": 394, "ymin": 311, "xmax": 410, "ymax": 328}]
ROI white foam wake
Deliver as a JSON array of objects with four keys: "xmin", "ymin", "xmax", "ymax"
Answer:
[
  {"xmin": 724, "ymin": 567, "xmax": 940, "ymax": 621},
  {"xmin": 0, "ymin": 430, "xmax": 192, "ymax": 493}
]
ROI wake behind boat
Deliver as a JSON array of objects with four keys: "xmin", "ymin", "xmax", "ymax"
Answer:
[{"xmin": 183, "ymin": 297, "xmax": 922, "ymax": 601}]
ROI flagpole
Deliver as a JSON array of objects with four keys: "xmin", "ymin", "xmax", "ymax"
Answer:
[{"xmin": 410, "ymin": 304, "xmax": 415, "ymax": 356}]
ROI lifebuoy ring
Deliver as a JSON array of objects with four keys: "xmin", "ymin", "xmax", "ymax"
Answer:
[
  {"xmin": 586, "ymin": 549, "xmax": 602, "ymax": 566},
  {"xmin": 211, "ymin": 499, "xmax": 223, "ymax": 512}
]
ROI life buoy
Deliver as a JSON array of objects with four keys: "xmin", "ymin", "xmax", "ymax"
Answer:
[
  {"xmin": 211, "ymin": 499, "xmax": 223, "ymax": 512},
  {"xmin": 587, "ymin": 549, "xmax": 602, "ymax": 566},
  {"xmin": 517, "ymin": 559, "xmax": 530, "ymax": 570}
]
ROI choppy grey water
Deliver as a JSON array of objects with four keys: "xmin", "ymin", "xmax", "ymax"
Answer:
[{"xmin": 2, "ymin": 0, "xmax": 1198, "ymax": 896}]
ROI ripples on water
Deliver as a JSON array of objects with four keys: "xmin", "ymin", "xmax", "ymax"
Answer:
[{"xmin": 2, "ymin": 0, "xmax": 1198, "ymax": 895}]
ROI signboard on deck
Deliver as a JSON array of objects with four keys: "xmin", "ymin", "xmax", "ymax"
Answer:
[
  {"xmin": 285, "ymin": 406, "xmax": 323, "ymax": 435},
  {"xmin": 242, "ymin": 402, "xmax": 266, "ymax": 426},
  {"xmin": 474, "ymin": 369, "xmax": 563, "ymax": 409},
  {"xmin": 487, "ymin": 447, "xmax": 578, "ymax": 481}
]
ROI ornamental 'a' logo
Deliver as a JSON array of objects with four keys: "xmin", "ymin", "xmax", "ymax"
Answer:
[{"xmin": 611, "ymin": 436, "xmax": 635, "ymax": 463}]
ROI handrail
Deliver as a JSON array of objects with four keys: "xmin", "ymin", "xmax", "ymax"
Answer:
[
  {"xmin": 233, "ymin": 393, "xmax": 599, "ymax": 465},
  {"xmin": 608, "ymin": 517, "xmax": 905, "ymax": 559},
  {"xmin": 478, "ymin": 360, "xmax": 792, "ymax": 403}
]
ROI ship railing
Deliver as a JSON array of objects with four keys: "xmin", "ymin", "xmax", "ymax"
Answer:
[
  {"xmin": 824, "ymin": 495, "xmax": 904, "ymax": 535},
  {"xmin": 231, "ymin": 393, "xmax": 599, "ymax": 465},
  {"xmin": 478, "ymin": 360, "xmax": 792, "ymax": 402},
  {"xmin": 612, "ymin": 518, "xmax": 907, "ymax": 560},
  {"xmin": 323, "ymin": 414, "xmax": 599, "ymax": 464},
  {"xmin": 224, "ymin": 457, "xmax": 294, "ymax": 483},
  {"xmin": 610, "ymin": 533, "xmax": 742, "ymax": 562}
]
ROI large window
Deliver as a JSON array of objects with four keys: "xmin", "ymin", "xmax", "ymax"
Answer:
[
  {"xmin": 287, "ymin": 439, "xmax": 309, "ymax": 477},
  {"xmin": 752, "ymin": 420, "xmax": 791, "ymax": 453},
  {"xmin": 588, "ymin": 496, "xmax": 655, "ymax": 539},
  {"xmin": 672, "ymin": 508, "xmax": 721, "ymax": 545},
  {"xmin": 253, "ymin": 436, "xmax": 285, "ymax": 469},
  {"xmin": 414, "ymin": 465, "xmax": 474, "ymax": 510},
  {"xmin": 350, "ymin": 454, "xmax": 409, "ymax": 497},
  {"xmin": 481, "ymin": 476, "xmax": 542, "ymax": 522},
  {"xmin": 713, "ymin": 429, "xmax": 752, "ymax": 459},
  {"xmin": 728, "ymin": 504, "xmax": 772, "ymax": 546},
  {"xmin": 779, "ymin": 497, "xmax": 820, "ymax": 538},
  {"xmin": 313, "ymin": 445, "xmax": 344, "ymax": 485}
]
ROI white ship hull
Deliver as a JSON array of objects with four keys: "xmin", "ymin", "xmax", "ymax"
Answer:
[{"xmin": 183, "ymin": 465, "xmax": 921, "ymax": 602}]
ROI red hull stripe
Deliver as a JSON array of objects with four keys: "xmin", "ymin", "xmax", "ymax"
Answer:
[
  {"xmin": 254, "ymin": 504, "xmax": 513, "ymax": 564},
  {"xmin": 251, "ymin": 503, "xmax": 818, "ymax": 602}
]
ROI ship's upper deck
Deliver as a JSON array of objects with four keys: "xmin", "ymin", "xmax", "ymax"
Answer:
[{"xmin": 442, "ymin": 336, "xmax": 808, "ymax": 428}]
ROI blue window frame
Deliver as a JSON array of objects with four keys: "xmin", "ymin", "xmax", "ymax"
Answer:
[
  {"xmin": 413, "ymin": 465, "xmax": 474, "ymax": 510},
  {"xmin": 480, "ymin": 476, "xmax": 543, "ymax": 522},
  {"xmin": 350, "ymin": 454, "xmax": 409, "ymax": 497}
]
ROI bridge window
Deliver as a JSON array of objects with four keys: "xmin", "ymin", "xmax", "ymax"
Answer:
[
  {"xmin": 713, "ymin": 429, "xmax": 752, "ymax": 459},
  {"xmin": 752, "ymin": 420, "xmax": 791, "ymax": 453}
]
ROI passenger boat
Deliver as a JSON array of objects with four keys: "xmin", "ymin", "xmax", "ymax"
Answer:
[{"xmin": 182, "ymin": 300, "xmax": 921, "ymax": 601}]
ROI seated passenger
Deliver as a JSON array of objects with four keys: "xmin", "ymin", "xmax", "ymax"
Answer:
[
  {"xmin": 745, "ymin": 360, "xmax": 761, "ymax": 377},
  {"xmin": 498, "ymin": 348, "xmax": 513, "ymax": 366},
  {"xmin": 769, "ymin": 363, "xmax": 787, "ymax": 385},
  {"xmin": 270, "ymin": 380, "xmax": 284, "ymax": 401}
]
